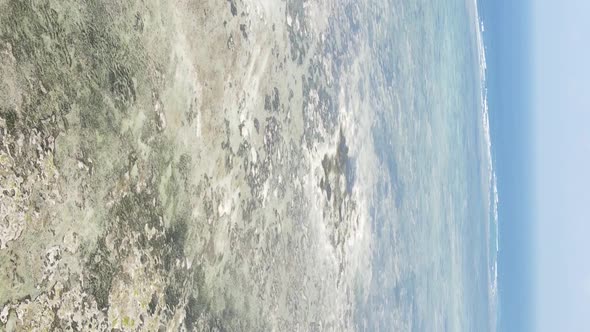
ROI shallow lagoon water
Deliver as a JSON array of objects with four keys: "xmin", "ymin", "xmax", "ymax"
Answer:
[{"xmin": 0, "ymin": 0, "xmax": 495, "ymax": 330}]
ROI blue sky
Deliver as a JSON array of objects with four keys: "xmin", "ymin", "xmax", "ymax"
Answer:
[{"xmin": 533, "ymin": 0, "xmax": 590, "ymax": 331}]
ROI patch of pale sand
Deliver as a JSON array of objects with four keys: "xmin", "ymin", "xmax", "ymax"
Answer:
[
  {"xmin": 247, "ymin": 0, "xmax": 285, "ymax": 29},
  {"xmin": 162, "ymin": 0, "xmax": 286, "ymax": 166},
  {"xmin": 303, "ymin": 0, "xmax": 334, "ymax": 38},
  {"xmin": 242, "ymin": 42, "xmax": 273, "ymax": 115},
  {"xmin": 0, "ymin": 42, "xmax": 21, "ymax": 112}
]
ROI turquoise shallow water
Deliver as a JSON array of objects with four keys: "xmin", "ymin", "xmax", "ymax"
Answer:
[{"xmin": 354, "ymin": 0, "xmax": 496, "ymax": 330}]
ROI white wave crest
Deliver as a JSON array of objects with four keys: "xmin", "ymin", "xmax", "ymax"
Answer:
[{"xmin": 472, "ymin": 0, "xmax": 499, "ymax": 330}]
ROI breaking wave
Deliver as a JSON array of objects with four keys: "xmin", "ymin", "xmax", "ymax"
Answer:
[{"xmin": 473, "ymin": 1, "xmax": 499, "ymax": 330}]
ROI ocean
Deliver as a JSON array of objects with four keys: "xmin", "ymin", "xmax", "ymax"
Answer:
[{"xmin": 347, "ymin": 0, "xmax": 498, "ymax": 330}]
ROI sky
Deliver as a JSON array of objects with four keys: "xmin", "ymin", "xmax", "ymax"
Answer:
[{"xmin": 533, "ymin": 0, "xmax": 590, "ymax": 331}]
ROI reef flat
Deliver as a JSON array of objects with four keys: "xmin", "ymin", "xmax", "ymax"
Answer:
[{"xmin": 0, "ymin": 0, "xmax": 372, "ymax": 330}]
